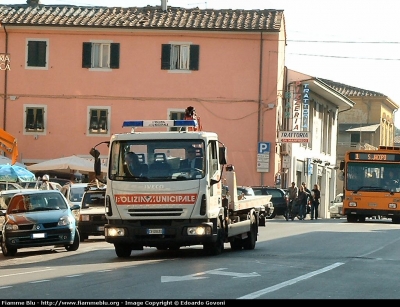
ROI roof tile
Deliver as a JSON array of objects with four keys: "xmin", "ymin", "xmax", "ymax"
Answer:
[{"xmin": 0, "ymin": 4, "xmax": 283, "ymax": 31}]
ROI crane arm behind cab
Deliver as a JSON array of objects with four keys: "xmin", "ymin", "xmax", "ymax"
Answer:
[{"xmin": 0, "ymin": 128, "xmax": 18, "ymax": 165}]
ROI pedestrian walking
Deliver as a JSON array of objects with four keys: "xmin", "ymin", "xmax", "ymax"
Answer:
[
  {"xmin": 302, "ymin": 182, "xmax": 312, "ymax": 218},
  {"xmin": 286, "ymin": 182, "xmax": 298, "ymax": 219},
  {"xmin": 310, "ymin": 183, "xmax": 321, "ymax": 220},
  {"xmin": 297, "ymin": 185, "xmax": 308, "ymax": 220}
]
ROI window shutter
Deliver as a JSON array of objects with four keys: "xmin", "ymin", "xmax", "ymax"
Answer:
[
  {"xmin": 82, "ymin": 42, "xmax": 92, "ymax": 68},
  {"xmin": 36, "ymin": 108, "xmax": 44, "ymax": 129},
  {"xmin": 110, "ymin": 43, "xmax": 120, "ymax": 69},
  {"xmin": 37, "ymin": 41, "xmax": 47, "ymax": 67},
  {"xmin": 161, "ymin": 44, "xmax": 171, "ymax": 70},
  {"xmin": 189, "ymin": 45, "xmax": 199, "ymax": 71},
  {"xmin": 27, "ymin": 41, "xmax": 37, "ymax": 66},
  {"xmin": 25, "ymin": 109, "xmax": 34, "ymax": 129},
  {"xmin": 28, "ymin": 41, "xmax": 46, "ymax": 67}
]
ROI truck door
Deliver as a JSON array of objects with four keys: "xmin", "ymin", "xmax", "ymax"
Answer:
[{"xmin": 208, "ymin": 140, "xmax": 221, "ymax": 212}]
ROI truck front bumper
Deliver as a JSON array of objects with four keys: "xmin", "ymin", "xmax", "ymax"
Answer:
[{"xmin": 104, "ymin": 219, "xmax": 218, "ymax": 248}]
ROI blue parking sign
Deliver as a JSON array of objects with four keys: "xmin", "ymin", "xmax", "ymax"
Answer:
[{"xmin": 258, "ymin": 142, "xmax": 270, "ymax": 154}]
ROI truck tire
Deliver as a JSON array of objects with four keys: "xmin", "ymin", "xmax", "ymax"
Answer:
[
  {"xmin": 203, "ymin": 228, "xmax": 224, "ymax": 256},
  {"xmin": 392, "ymin": 216, "xmax": 400, "ymax": 224},
  {"xmin": 230, "ymin": 238, "xmax": 242, "ymax": 250},
  {"xmin": 242, "ymin": 217, "xmax": 257, "ymax": 250},
  {"xmin": 115, "ymin": 243, "xmax": 132, "ymax": 258},
  {"xmin": 347, "ymin": 215, "xmax": 358, "ymax": 223},
  {"xmin": 258, "ymin": 214, "xmax": 266, "ymax": 226}
]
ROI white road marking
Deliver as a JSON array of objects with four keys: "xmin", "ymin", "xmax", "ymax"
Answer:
[
  {"xmin": 237, "ymin": 262, "xmax": 345, "ymax": 299},
  {"xmin": 0, "ymin": 268, "xmax": 54, "ymax": 278},
  {"xmin": 161, "ymin": 268, "xmax": 260, "ymax": 283},
  {"xmin": 205, "ymin": 268, "xmax": 260, "ymax": 278},
  {"xmin": 30, "ymin": 280, "xmax": 50, "ymax": 283}
]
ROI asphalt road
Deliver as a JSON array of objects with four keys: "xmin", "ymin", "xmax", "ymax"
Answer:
[{"xmin": 1, "ymin": 216, "xmax": 400, "ymax": 300}]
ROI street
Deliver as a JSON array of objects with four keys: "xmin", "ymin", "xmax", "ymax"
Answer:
[{"xmin": 1, "ymin": 217, "xmax": 399, "ymax": 299}]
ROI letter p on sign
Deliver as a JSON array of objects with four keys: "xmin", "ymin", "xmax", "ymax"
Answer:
[{"xmin": 258, "ymin": 142, "xmax": 270, "ymax": 154}]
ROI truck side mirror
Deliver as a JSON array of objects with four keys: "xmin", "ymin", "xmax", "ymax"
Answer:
[
  {"xmin": 90, "ymin": 148, "xmax": 101, "ymax": 176},
  {"xmin": 219, "ymin": 147, "xmax": 227, "ymax": 165}
]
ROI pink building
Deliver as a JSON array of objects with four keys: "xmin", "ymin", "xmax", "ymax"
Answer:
[{"xmin": 0, "ymin": 0, "xmax": 286, "ymax": 186}]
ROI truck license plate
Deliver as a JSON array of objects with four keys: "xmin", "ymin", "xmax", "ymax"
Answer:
[
  {"xmin": 32, "ymin": 233, "xmax": 46, "ymax": 239},
  {"xmin": 147, "ymin": 228, "xmax": 164, "ymax": 235}
]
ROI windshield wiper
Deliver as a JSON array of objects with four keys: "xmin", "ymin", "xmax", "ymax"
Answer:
[{"xmin": 353, "ymin": 186, "xmax": 393, "ymax": 194}]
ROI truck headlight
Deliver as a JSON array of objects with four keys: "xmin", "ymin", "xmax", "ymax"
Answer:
[
  {"xmin": 389, "ymin": 203, "xmax": 397, "ymax": 209},
  {"xmin": 187, "ymin": 225, "xmax": 212, "ymax": 235},
  {"xmin": 106, "ymin": 228, "xmax": 125, "ymax": 236},
  {"xmin": 349, "ymin": 202, "xmax": 357, "ymax": 207}
]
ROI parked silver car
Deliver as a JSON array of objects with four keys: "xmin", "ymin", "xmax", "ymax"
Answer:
[{"xmin": 329, "ymin": 193, "xmax": 344, "ymax": 219}]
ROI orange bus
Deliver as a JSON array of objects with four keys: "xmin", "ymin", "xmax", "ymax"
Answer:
[{"xmin": 340, "ymin": 146, "xmax": 400, "ymax": 223}]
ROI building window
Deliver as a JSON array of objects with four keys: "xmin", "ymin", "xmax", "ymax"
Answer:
[
  {"xmin": 82, "ymin": 42, "xmax": 120, "ymax": 69},
  {"xmin": 26, "ymin": 39, "xmax": 48, "ymax": 69},
  {"xmin": 161, "ymin": 44, "xmax": 199, "ymax": 71},
  {"xmin": 169, "ymin": 109, "xmax": 185, "ymax": 131},
  {"xmin": 89, "ymin": 108, "xmax": 109, "ymax": 135},
  {"xmin": 25, "ymin": 107, "xmax": 45, "ymax": 132},
  {"xmin": 350, "ymin": 133, "xmax": 361, "ymax": 145}
]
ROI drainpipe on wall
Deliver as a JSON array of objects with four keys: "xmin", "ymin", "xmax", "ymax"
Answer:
[
  {"xmin": 2, "ymin": 25, "xmax": 8, "ymax": 130},
  {"xmin": 257, "ymin": 31, "xmax": 264, "ymax": 185}
]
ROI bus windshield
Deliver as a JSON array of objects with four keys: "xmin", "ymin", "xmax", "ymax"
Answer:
[
  {"xmin": 346, "ymin": 162, "xmax": 400, "ymax": 192},
  {"xmin": 109, "ymin": 140, "xmax": 205, "ymax": 182}
]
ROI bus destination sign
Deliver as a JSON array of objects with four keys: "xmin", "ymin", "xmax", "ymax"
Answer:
[{"xmin": 349, "ymin": 153, "xmax": 400, "ymax": 161}]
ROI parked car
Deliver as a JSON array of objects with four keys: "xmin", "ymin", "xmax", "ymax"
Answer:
[
  {"xmin": 236, "ymin": 186, "xmax": 274, "ymax": 223},
  {"xmin": 0, "ymin": 189, "xmax": 81, "ymax": 256},
  {"xmin": 60, "ymin": 182, "xmax": 88, "ymax": 208},
  {"xmin": 237, "ymin": 186, "xmax": 255, "ymax": 197},
  {"xmin": 0, "ymin": 182, "xmax": 23, "ymax": 191},
  {"xmin": 329, "ymin": 193, "xmax": 344, "ymax": 219},
  {"xmin": 19, "ymin": 180, "xmax": 62, "ymax": 190},
  {"xmin": 79, "ymin": 181, "xmax": 107, "ymax": 242},
  {"xmin": 252, "ymin": 186, "xmax": 288, "ymax": 219},
  {"xmin": 0, "ymin": 189, "xmax": 32, "ymax": 241}
]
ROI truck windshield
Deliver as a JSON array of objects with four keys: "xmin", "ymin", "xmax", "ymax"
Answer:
[{"xmin": 109, "ymin": 140, "xmax": 205, "ymax": 182}]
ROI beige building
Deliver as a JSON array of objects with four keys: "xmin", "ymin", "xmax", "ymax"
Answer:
[{"xmin": 318, "ymin": 79, "xmax": 399, "ymax": 193}]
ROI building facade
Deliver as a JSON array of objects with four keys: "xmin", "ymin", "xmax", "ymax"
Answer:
[{"xmin": 0, "ymin": 1, "xmax": 286, "ymax": 186}]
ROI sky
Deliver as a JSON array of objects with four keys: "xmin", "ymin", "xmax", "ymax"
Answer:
[{"xmin": 3, "ymin": 0, "xmax": 400, "ymax": 127}]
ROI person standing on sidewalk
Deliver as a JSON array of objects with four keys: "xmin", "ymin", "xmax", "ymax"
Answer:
[
  {"xmin": 301, "ymin": 182, "xmax": 312, "ymax": 219},
  {"xmin": 310, "ymin": 183, "xmax": 321, "ymax": 220},
  {"xmin": 287, "ymin": 182, "xmax": 298, "ymax": 218},
  {"xmin": 297, "ymin": 185, "xmax": 308, "ymax": 220}
]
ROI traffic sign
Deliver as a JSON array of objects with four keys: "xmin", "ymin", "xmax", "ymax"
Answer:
[{"xmin": 258, "ymin": 142, "xmax": 270, "ymax": 154}]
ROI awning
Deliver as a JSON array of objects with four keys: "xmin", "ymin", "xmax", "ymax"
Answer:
[{"xmin": 345, "ymin": 123, "xmax": 380, "ymax": 132}]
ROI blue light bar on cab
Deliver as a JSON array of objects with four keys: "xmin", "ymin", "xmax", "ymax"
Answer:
[{"xmin": 123, "ymin": 120, "xmax": 197, "ymax": 128}]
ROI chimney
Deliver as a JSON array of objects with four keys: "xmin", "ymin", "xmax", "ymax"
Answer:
[
  {"xmin": 27, "ymin": 0, "xmax": 41, "ymax": 5},
  {"xmin": 161, "ymin": 0, "xmax": 168, "ymax": 11}
]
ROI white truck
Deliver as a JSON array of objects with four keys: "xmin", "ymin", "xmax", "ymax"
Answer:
[{"xmin": 90, "ymin": 119, "xmax": 273, "ymax": 257}]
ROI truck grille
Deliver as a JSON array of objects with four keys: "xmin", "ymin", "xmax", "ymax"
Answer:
[{"xmin": 128, "ymin": 208, "xmax": 183, "ymax": 217}]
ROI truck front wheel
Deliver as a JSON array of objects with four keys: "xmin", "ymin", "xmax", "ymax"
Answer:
[
  {"xmin": 115, "ymin": 243, "xmax": 132, "ymax": 258},
  {"xmin": 203, "ymin": 228, "xmax": 224, "ymax": 256}
]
